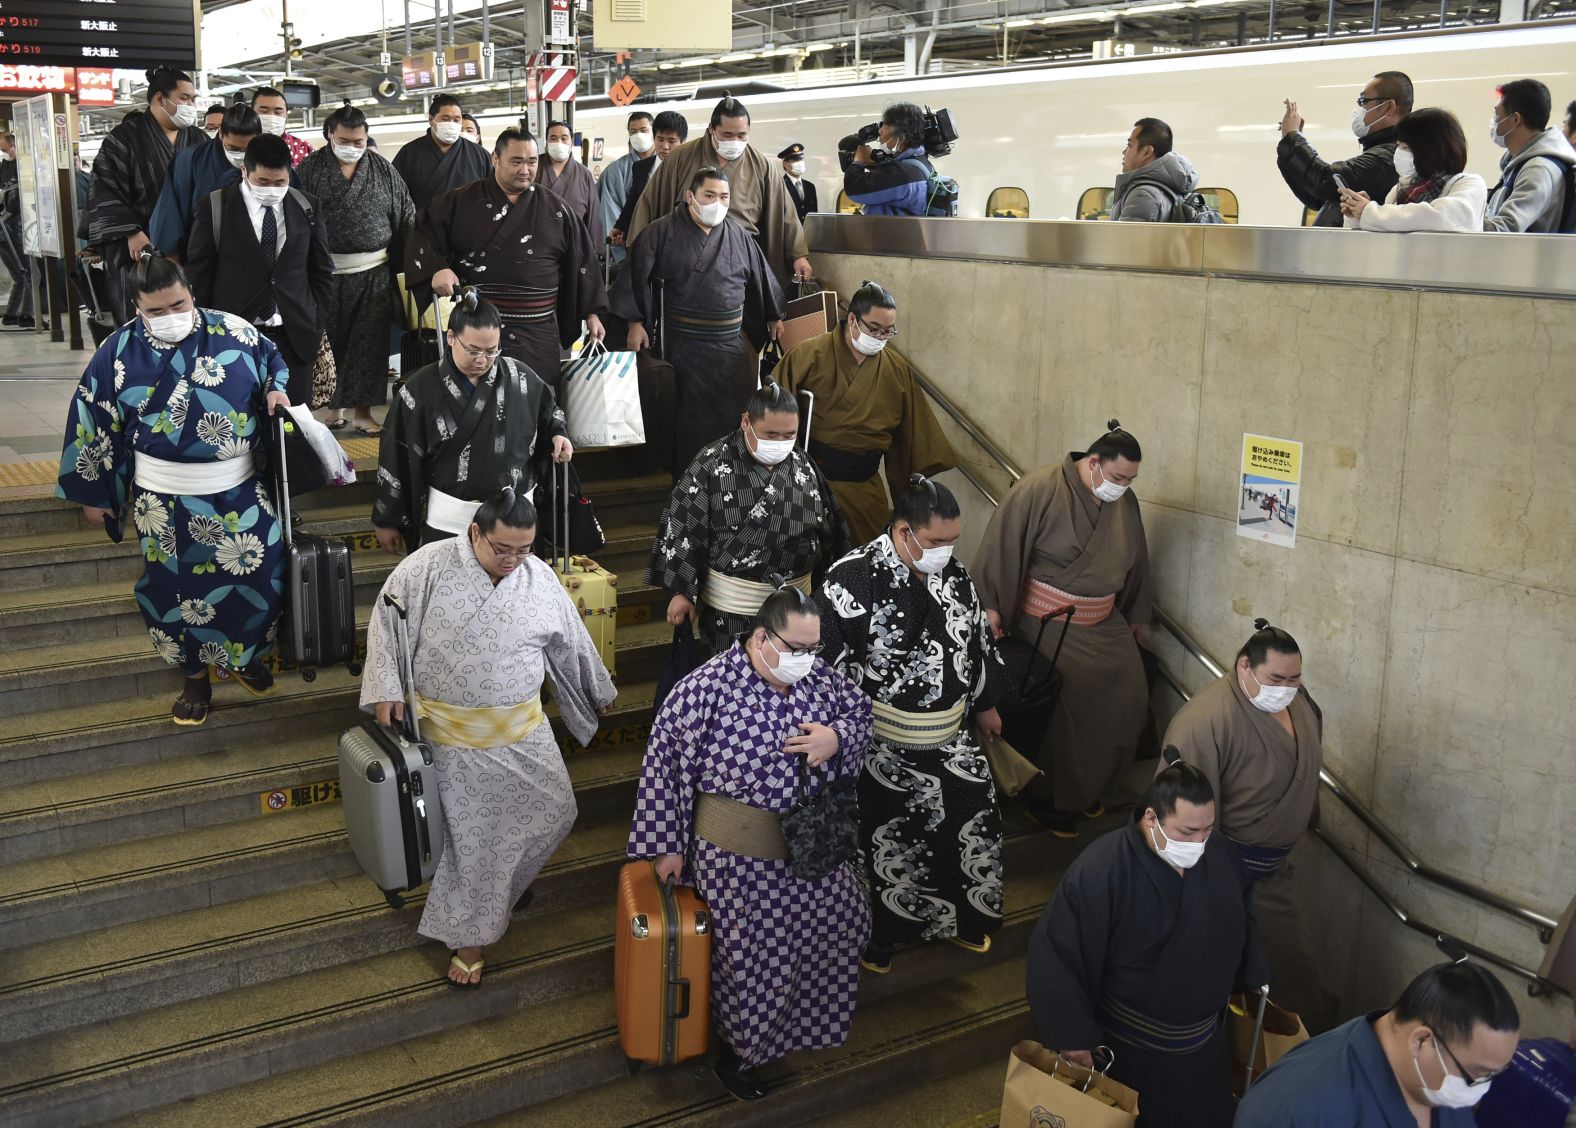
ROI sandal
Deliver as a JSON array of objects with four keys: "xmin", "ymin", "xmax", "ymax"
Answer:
[
  {"xmin": 447, "ymin": 952, "xmax": 484, "ymax": 990},
  {"xmin": 326, "ymin": 418, "xmax": 350, "ymax": 431},
  {"xmin": 356, "ymin": 425, "xmax": 384, "ymax": 437},
  {"xmin": 226, "ymin": 661, "xmax": 276, "ymax": 697},
  {"xmin": 171, "ymin": 677, "xmax": 212, "ymax": 726}
]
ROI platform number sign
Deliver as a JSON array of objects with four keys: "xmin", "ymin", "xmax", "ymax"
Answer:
[{"xmin": 549, "ymin": 0, "xmax": 572, "ymax": 45}]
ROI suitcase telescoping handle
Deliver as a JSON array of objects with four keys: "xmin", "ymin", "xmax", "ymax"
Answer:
[
  {"xmin": 381, "ymin": 592, "xmax": 424, "ymax": 745},
  {"xmin": 796, "ymin": 389, "xmax": 814, "ymax": 451},
  {"xmin": 1242, "ymin": 983, "xmax": 1271, "ymax": 1095},
  {"xmin": 432, "ymin": 293, "xmax": 449, "ymax": 365},
  {"xmin": 273, "ymin": 412, "xmax": 296, "ymax": 549},
  {"xmin": 656, "ymin": 277, "xmax": 666, "ymax": 360},
  {"xmin": 553, "ymin": 457, "xmax": 572, "ymax": 577}
]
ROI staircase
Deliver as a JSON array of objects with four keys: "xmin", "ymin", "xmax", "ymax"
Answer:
[{"xmin": 0, "ymin": 448, "xmax": 1088, "ymax": 1127}]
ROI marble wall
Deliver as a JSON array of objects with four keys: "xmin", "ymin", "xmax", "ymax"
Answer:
[{"xmin": 815, "ymin": 251, "xmax": 1576, "ymax": 1034}]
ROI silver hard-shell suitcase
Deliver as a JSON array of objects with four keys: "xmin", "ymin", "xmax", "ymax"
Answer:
[{"xmin": 338, "ymin": 592, "xmax": 445, "ymax": 908}]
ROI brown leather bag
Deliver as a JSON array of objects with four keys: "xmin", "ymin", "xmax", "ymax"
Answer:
[{"xmin": 614, "ymin": 860, "xmax": 713, "ymax": 1068}]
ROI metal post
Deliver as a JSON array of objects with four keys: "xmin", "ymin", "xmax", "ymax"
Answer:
[
  {"xmin": 404, "ymin": 0, "xmax": 413, "ymax": 58},
  {"xmin": 1372, "ymin": 0, "xmax": 1382, "ymax": 32},
  {"xmin": 481, "ymin": 0, "xmax": 492, "ymax": 80},
  {"xmin": 1327, "ymin": 0, "xmax": 1337, "ymax": 36},
  {"xmin": 282, "ymin": 0, "xmax": 293, "ymax": 77},
  {"xmin": 1439, "ymin": 0, "xmax": 1448, "ymax": 26},
  {"xmin": 433, "ymin": 0, "xmax": 445, "ymax": 88},
  {"xmin": 447, "ymin": 0, "xmax": 455, "ymax": 51},
  {"xmin": 1267, "ymin": 0, "xmax": 1277, "ymax": 40}
]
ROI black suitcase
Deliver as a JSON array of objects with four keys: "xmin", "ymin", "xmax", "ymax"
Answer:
[
  {"xmin": 995, "ymin": 605, "xmax": 1074, "ymax": 759},
  {"xmin": 274, "ymin": 414, "xmax": 359, "ymax": 682},
  {"xmin": 397, "ymin": 294, "xmax": 448, "ymax": 382}
]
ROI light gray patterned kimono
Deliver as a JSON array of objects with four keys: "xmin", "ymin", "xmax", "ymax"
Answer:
[{"xmin": 360, "ymin": 534, "xmax": 616, "ymax": 948}]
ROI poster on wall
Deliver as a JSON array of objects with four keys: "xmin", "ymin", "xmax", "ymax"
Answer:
[
  {"xmin": 15, "ymin": 95, "xmax": 65, "ymax": 259},
  {"xmin": 1237, "ymin": 433, "xmax": 1301, "ymax": 549}
]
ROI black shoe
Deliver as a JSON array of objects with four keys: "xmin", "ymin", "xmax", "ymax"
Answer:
[
  {"xmin": 16, "ymin": 316, "xmax": 34, "ymax": 329},
  {"xmin": 513, "ymin": 887, "xmax": 535, "ymax": 914},
  {"xmin": 713, "ymin": 1044, "xmax": 767, "ymax": 1101},
  {"xmin": 860, "ymin": 943, "xmax": 893, "ymax": 974},
  {"xmin": 1026, "ymin": 805, "xmax": 1080, "ymax": 839},
  {"xmin": 0, "ymin": 315, "xmax": 15, "ymax": 326}
]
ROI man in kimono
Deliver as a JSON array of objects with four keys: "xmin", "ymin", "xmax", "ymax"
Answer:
[
  {"xmin": 778, "ymin": 142, "xmax": 818, "ymax": 222},
  {"xmin": 648, "ymin": 380, "xmax": 850, "ymax": 654},
  {"xmin": 89, "ymin": 67, "xmax": 210, "ymax": 322},
  {"xmin": 250, "ymin": 87, "xmax": 314, "ymax": 168},
  {"xmin": 598, "ymin": 112, "xmax": 655, "ymax": 268},
  {"xmin": 1027, "ymin": 758, "xmax": 1269, "ymax": 1128},
  {"xmin": 372, "ymin": 290, "xmax": 570, "ymax": 554},
  {"xmin": 613, "ymin": 165, "xmax": 785, "ymax": 470},
  {"xmin": 538, "ymin": 121, "xmax": 603, "ymax": 251},
  {"xmin": 297, "ymin": 104, "xmax": 416, "ymax": 434},
  {"xmin": 364, "ymin": 486, "xmax": 616, "ymax": 988},
  {"xmin": 56, "ymin": 253, "xmax": 291, "ymax": 725},
  {"xmin": 460, "ymin": 114, "xmax": 484, "ymax": 147},
  {"xmin": 773, "ymin": 281, "xmax": 957, "ymax": 545},
  {"xmin": 628, "ymin": 96, "xmax": 810, "ymax": 295},
  {"xmin": 630, "ymin": 586, "xmax": 873, "ymax": 1100},
  {"xmin": 1162, "ymin": 618, "xmax": 1335, "ymax": 1032},
  {"xmin": 1236, "ymin": 960, "xmax": 1520, "ymax": 1126},
  {"xmin": 147, "ymin": 104, "xmax": 266, "ymax": 263},
  {"xmin": 818, "ymin": 475, "xmax": 1008, "ymax": 971},
  {"xmin": 391, "ymin": 93, "xmax": 491, "ymax": 214},
  {"xmin": 974, "ymin": 420, "xmax": 1153, "ymax": 838},
  {"xmin": 406, "ymin": 128, "xmax": 607, "ymax": 390}
]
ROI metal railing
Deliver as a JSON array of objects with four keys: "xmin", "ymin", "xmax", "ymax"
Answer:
[{"xmin": 904, "ymin": 366, "xmax": 1567, "ymax": 996}]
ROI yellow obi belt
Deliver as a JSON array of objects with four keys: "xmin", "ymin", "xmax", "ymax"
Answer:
[
  {"xmin": 702, "ymin": 569, "xmax": 812, "ymax": 618},
  {"xmin": 414, "ymin": 693, "xmax": 545, "ymax": 749},
  {"xmin": 1018, "ymin": 577, "xmax": 1117, "ymax": 626},
  {"xmin": 871, "ymin": 699, "xmax": 967, "ymax": 751}
]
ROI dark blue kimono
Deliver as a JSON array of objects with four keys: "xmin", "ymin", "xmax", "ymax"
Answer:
[
  {"xmin": 1235, "ymin": 1010, "xmax": 1482, "ymax": 1127},
  {"xmin": 56, "ymin": 310, "xmax": 290, "ymax": 675}
]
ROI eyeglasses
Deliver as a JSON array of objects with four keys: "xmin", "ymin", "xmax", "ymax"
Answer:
[
  {"xmin": 768, "ymin": 629, "xmax": 824, "ymax": 658},
  {"xmin": 456, "ymin": 342, "xmax": 503, "ymax": 361},
  {"xmin": 1436, "ymin": 1036, "xmax": 1507, "ymax": 1088},
  {"xmin": 853, "ymin": 314, "xmax": 899, "ymax": 340},
  {"xmin": 483, "ymin": 535, "xmax": 534, "ymax": 561},
  {"xmin": 1355, "ymin": 95, "xmax": 1390, "ymax": 107}
]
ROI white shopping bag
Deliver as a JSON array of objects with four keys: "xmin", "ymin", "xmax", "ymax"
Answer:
[{"xmin": 560, "ymin": 340, "xmax": 645, "ymax": 448}]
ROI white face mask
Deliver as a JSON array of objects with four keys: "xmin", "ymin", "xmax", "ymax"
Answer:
[
  {"xmin": 333, "ymin": 143, "xmax": 366, "ymax": 164},
  {"xmin": 1351, "ymin": 100, "xmax": 1387, "ymax": 140},
  {"xmin": 433, "ymin": 121, "xmax": 463, "ymax": 145},
  {"xmin": 547, "ymin": 141, "xmax": 572, "ymax": 162},
  {"xmin": 692, "ymin": 198, "xmax": 727, "ymax": 227},
  {"xmin": 903, "ymin": 527, "xmax": 954, "ymax": 575},
  {"xmin": 204, "ymin": 127, "xmax": 219, "ymax": 140},
  {"xmin": 1392, "ymin": 146, "xmax": 1416, "ymax": 182},
  {"xmin": 765, "ymin": 636, "xmax": 816, "ymax": 685},
  {"xmin": 1245, "ymin": 669, "xmax": 1299, "ymax": 714},
  {"xmin": 1415, "ymin": 1038, "xmax": 1492, "ymax": 1109},
  {"xmin": 747, "ymin": 420, "xmax": 795, "ymax": 466},
  {"xmin": 787, "ymin": 159, "xmax": 805, "ymax": 176},
  {"xmin": 249, "ymin": 183, "xmax": 288, "ymax": 207},
  {"xmin": 144, "ymin": 309, "xmax": 197, "ymax": 343},
  {"xmin": 849, "ymin": 322, "xmax": 888, "ymax": 356},
  {"xmin": 714, "ymin": 135, "xmax": 748, "ymax": 161},
  {"xmin": 1489, "ymin": 113, "xmax": 1513, "ymax": 150},
  {"xmin": 1150, "ymin": 821, "xmax": 1207, "ymax": 870},
  {"xmin": 258, "ymin": 113, "xmax": 287, "ymax": 136},
  {"xmin": 167, "ymin": 100, "xmax": 204, "ymax": 130},
  {"xmin": 223, "ymin": 147, "xmax": 247, "ymax": 169},
  {"xmin": 629, "ymin": 129, "xmax": 654, "ymax": 154},
  {"xmin": 461, "ymin": 131, "xmax": 479, "ymax": 143},
  {"xmin": 1091, "ymin": 461, "xmax": 1129, "ymax": 503}
]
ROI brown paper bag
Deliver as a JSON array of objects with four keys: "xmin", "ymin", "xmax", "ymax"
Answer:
[
  {"xmin": 979, "ymin": 728, "xmax": 1042, "ymax": 797},
  {"xmin": 1228, "ymin": 994, "xmax": 1310, "ymax": 1095},
  {"xmin": 1000, "ymin": 1040, "xmax": 1139, "ymax": 1128}
]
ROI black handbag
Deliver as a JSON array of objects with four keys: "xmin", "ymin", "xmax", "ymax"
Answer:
[
  {"xmin": 654, "ymin": 621, "xmax": 700, "ymax": 711},
  {"xmin": 268, "ymin": 410, "xmax": 331, "ymax": 498},
  {"xmin": 537, "ymin": 459, "xmax": 605, "ymax": 557},
  {"xmin": 994, "ymin": 605, "xmax": 1074, "ymax": 759},
  {"xmin": 780, "ymin": 755, "xmax": 860, "ymax": 881}
]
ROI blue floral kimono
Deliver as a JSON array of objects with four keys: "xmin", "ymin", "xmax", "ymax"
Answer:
[{"xmin": 56, "ymin": 309, "xmax": 290, "ymax": 674}]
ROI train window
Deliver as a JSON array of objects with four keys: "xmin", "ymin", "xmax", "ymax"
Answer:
[
  {"xmin": 1076, "ymin": 187, "xmax": 1115, "ymax": 221},
  {"xmin": 1196, "ymin": 187, "xmax": 1240, "ymax": 224},
  {"xmin": 1301, "ymin": 206, "xmax": 1320, "ymax": 227},
  {"xmin": 836, "ymin": 190, "xmax": 863, "ymax": 215},
  {"xmin": 987, "ymin": 187, "xmax": 1030, "ymax": 218}
]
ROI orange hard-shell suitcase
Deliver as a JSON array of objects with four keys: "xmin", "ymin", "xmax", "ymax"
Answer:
[{"xmin": 614, "ymin": 860, "xmax": 712, "ymax": 1069}]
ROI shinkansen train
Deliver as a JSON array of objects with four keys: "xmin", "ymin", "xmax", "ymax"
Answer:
[{"xmin": 364, "ymin": 21, "xmax": 1576, "ymax": 227}]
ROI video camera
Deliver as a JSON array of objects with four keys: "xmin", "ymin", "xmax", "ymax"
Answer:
[{"xmin": 837, "ymin": 106, "xmax": 958, "ymax": 172}]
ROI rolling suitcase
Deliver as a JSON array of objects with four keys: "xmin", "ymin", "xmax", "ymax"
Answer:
[
  {"xmin": 614, "ymin": 859, "xmax": 712, "ymax": 1069},
  {"xmin": 995, "ymin": 604, "xmax": 1074, "ymax": 759},
  {"xmin": 549, "ymin": 459, "xmax": 618, "ymax": 677},
  {"xmin": 273, "ymin": 414, "xmax": 358, "ymax": 682},
  {"xmin": 337, "ymin": 592, "xmax": 446, "ymax": 909}
]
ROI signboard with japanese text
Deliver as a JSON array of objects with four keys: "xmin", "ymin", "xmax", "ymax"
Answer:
[
  {"xmin": 549, "ymin": 0, "xmax": 572, "ymax": 45},
  {"xmin": 14, "ymin": 95, "xmax": 65, "ymax": 258},
  {"xmin": 1, "ymin": 0, "xmax": 200, "ymax": 72},
  {"xmin": 401, "ymin": 51, "xmax": 437, "ymax": 92},
  {"xmin": 1237, "ymin": 433, "xmax": 1302, "ymax": 549},
  {"xmin": 76, "ymin": 66, "xmax": 115, "ymax": 104}
]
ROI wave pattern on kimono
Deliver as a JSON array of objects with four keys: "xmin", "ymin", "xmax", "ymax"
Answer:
[
  {"xmin": 628, "ymin": 646, "xmax": 874, "ymax": 1068},
  {"xmin": 360, "ymin": 538, "xmax": 616, "ymax": 949},
  {"xmin": 55, "ymin": 310, "xmax": 290, "ymax": 674},
  {"xmin": 819, "ymin": 534, "xmax": 1009, "ymax": 948},
  {"xmin": 646, "ymin": 431, "xmax": 850, "ymax": 653}
]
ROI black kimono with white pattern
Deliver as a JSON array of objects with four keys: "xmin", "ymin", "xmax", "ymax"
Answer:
[{"xmin": 817, "ymin": 534, "xmax": 1010, "ymax": 949}]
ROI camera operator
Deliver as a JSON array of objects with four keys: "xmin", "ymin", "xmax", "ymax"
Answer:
[{"xmin": 841, "ymin": 102, "xmax": 957, "ymax": 217}]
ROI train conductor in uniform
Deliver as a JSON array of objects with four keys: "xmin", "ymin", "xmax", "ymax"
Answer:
[{"xmin": 779, "ymin": 142, "xmax": 817, "ymax": 223}]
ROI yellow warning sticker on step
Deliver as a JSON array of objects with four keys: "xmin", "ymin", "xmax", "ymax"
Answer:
[{"xmin": 261, "ymin": 779, "xmax": 343, "ymax": 814}]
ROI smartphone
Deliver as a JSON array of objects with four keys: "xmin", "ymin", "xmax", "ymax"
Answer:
[{"xmin": 1333, "ymin": 173, "xmax": 1350, "ymax": 193}]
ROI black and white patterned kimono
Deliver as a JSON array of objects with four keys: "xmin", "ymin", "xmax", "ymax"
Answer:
[
  {"xmin": 646, "ymin": 430, "xmax": 851, "ymax": 653},
  {"xmin": 372, "ymin": 355, "xmax": 567, "ymax": 549},
  {"xmin": 296, "ymin": 147, "xmax": 415, "ymax": 410},
  {"xmin": 817, "ymin": 533, "xmax": 1010, "ymax": 949}
]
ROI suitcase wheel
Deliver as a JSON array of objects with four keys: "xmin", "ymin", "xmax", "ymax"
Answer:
[
  {"xmin": 348, "ymin": 662, "xmax": 363, "ymax": 676},
  {"xmin": 383, "ymin": 889, "xmax": 406, "ymax": 910},
  {"xmin": 301, "ymin": 668, "xmax": 317, "ymax": 683},
  {"xmin": 624, "ymin": 1056, "xmax": 643, "ymax": 1076}
]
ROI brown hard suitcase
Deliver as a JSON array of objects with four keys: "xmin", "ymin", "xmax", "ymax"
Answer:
[{"xmin": 614, "ymin": 860, "xmax": 712, "ymax": 1069}]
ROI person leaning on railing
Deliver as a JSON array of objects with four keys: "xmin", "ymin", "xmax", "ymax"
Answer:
[{"xmin": 1339, "ymin": 108, "xmax": 1487, "ymax": 233}]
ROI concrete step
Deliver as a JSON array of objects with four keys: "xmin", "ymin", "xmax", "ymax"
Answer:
[
  {"xmin": 0, "ymin": 679, "xmax": 661, "ymax": 948},
  {"xmin": 801, "ymin": 1054, "xmax": 1004, "ymax": 1128}
]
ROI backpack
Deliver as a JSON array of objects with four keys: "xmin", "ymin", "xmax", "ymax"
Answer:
[
  {"xmin": 1491, "ymin": 154, "xmax": 1576, "ymax": 234},
  {"xmin": 208, "ymin": 186, "xmax": 316, "ymax": 251},
  {"xmin": 900, "ymin": 157, "xmax": 960, "ymax": 218},
  {"xmin": 1155, "ymin": 182, "xmax": 1224, "ymax": 224}
]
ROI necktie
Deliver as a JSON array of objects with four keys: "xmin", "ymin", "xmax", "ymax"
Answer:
[{"xmin": 259, "ymin": 204, "xmax": 277, "ymax": 322}]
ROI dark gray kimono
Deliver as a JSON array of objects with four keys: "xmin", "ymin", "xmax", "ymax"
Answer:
[{"xmin": 390, "ymin": 131, "xmax": 492, "ymax": 214}]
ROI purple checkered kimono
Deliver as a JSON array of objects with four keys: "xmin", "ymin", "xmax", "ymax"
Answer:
[{"xmin": 628, "ymin": 644, "xmax": 874, "ymax": 1068}]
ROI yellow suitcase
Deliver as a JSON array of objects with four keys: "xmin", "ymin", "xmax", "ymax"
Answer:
[{"xmin": 559, "ymin": 554, "xmax": 617, "ymax": 675}]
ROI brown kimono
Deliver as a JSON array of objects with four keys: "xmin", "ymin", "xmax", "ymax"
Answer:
[
  {"xmin": 772, "ymin": 331, "xmax": 956, "ymax": 544},
  {"xmin": 536, "ymin": 157, "xmax": 604, "ymax": 250},
  {"xmin": 973, "ymin": 455, "xmax": 1153, "ymax": 812}
]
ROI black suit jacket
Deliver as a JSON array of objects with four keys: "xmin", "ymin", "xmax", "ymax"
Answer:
[
  {"xmin": 784, "ymin": 174, "xmax": 817, "ymax": 223},
  {"xmin": 186, "ymin": 184, "xmax": 333, "ymax": 370}
]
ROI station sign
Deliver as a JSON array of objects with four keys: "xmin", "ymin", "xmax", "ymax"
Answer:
[
  {"xmin": 445, "ymin": 42, "xmax": 490, "ymax": 84},
  {"xmin": 2, "ymin": 0, "xmax": 200, "ymax": 72},
  {"xmin": 401, "ymin": 50, "xmax": 438, "ymax": 92},
  {"xmin": 549, "ymin": 0, "xmax": 573, "ymax": 45},
  {"xmin": 0, "ymin": 63, "xmax": 116, "ymax": 104}
]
